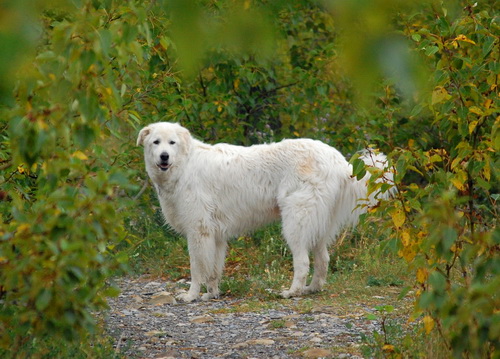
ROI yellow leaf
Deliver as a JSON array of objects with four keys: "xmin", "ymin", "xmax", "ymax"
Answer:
[
  {"xmin": 382, "ymin": 344, "xmax": 395, "ymax": 353},
  {"xmin": 451, "ymin": 170, "xmax": 467, "ymax": 191},
  {"xmin": 391, "ymin": 210, "xmax": 406, "ymax": 229},
  {"xmin": 17, "ymin": 223, "xmax": 31, "ymax": 234},
  {"xmin": 450, "ymin": 157, "xmax": 462, "ymax": 170},
  {"xmin": 408, "ymin": 139, "xmax": 415, "ymax": 148},
  {"xmin": 431, "ymin": 86, "xmax": 451, "ymax": 105},
  {"xmin": 423, "ymin": 315, "xmax": 435, "ymax": 334},
  {"xmin": 428, "ymin": 154, "xmax": 442, "ymax": 163},
  {"xmin": 483, "ymin": 160, "xmax": 491, "ymax": 181},
  {"xmin": 454, "ymin": 34, "xmax": 476, "ymax": 45},
  {"xmin": 451, "ymin": 178, "xmax": 465, "ymax": 191},
  {"xmin": 402, "ymin": 247, "xmax": 417, "ymax": 262},
  {"xmin": 408, "ymin": 183, "xmax": 419, "ymax": 191},
  {"xmin": 469, "ymin": 106, "xmax": 483, "ymax": 116},
  {"xmin": 468, "ymin": 120, "xmax": 478, "ymax": 134},
  {"xmin": 417, "ymin": 268, "xmax": 428, "ymax": 284},
  {"xmin": 401, "ymin": 231, "xmax": 411, "ymax": 247},
  {"xmin": 17, "ymin": 165, "xmax": 25, "ymax": 174},
  {"xmin": 72, "ymin": 151, "xmax": 88, "ymax": 161},
  {"xmin": 484, "ymin": 99, "xmax": 492, "ymax": 109}
]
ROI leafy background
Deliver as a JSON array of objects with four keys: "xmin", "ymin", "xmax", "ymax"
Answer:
[{"xmin": 0, "ymin": 0, "xmax": 498, "ymax": 357}]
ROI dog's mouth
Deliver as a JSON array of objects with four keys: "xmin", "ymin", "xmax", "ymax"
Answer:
[{"xmin": 157, "ymin": 163, "xmax": 171, "ymax": 171}]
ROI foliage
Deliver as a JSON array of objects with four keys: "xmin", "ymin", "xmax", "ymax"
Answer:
[
  {"xmin": 361, "ymin": 303, "xmax": 451, "ymax": 359},
  {"xmin": 0, "ymin": 0, "xmax": 498, "ymax": 357},
  {"xmin": 357, "ymin": 1, "xmax": 499, "ymax": 357},
  {"xmin": 0, "ymin": 0, "xmax": 147, "ymax": 354},
  {"xmin": 0, "ymin": 329, "xmax": 122, "ymax": 359}
]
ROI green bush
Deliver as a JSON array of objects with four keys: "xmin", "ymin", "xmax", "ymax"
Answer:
[
  {"xmin": 359, "ymin": 1, "xmax": 499, "ymax": 356},
  {"xmin": 0, "ymin": 1, "xmax": 147, "ymax": 354}
]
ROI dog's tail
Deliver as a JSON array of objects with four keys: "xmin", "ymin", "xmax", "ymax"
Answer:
[
  {"xmin": 359, "ymin": 149, "xmax": 395, "ymax": 200},
  {"xmin": 339, "ymin": 149, "xmax": 394, "ymax": 229}
]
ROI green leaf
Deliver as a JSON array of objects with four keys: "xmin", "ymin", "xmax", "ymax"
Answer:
[
  {"xmin": 425, "ymin": 45, "xmax": 439, "ymax": 56},
  {"xmin": 351, "ymin": 157, "xmax": 367, "ymax": 180},
  {"xmin": 429, "ymin": 271, "xmax": 447, "ymax": 292},
  {"xmin": 398, "ymin": 286, "xmax": 412, "ymax": 300},
  {"xmin": 74, "ymin": 124, "xmax": 96, "ymax": 149},
  {"xmin": 35, "ymin": 288, "xmax": 52, "ymax": 311},
  {"xmin": 482, "ymin": 36, "xmax": 496, "ymax": 58},
  {"xmin": 98, "ymin": 29, "xmax": 112, "ymax": 57}
]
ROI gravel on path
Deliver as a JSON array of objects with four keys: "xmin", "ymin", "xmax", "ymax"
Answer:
[{"xmin": 104, "ymin": 276, "xmax": 382, "ymax": 358}]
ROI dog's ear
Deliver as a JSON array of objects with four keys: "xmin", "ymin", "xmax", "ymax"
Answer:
[
  {"xmin": 137, "ymin": 126, "xmax": 151, "ymax": 146},
  {"xmin": 179, "ymin": 127, "xmax": 192, "ymax": 155}
]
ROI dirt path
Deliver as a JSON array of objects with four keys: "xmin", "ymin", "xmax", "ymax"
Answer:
[{"xmin": 104, "ymin": 275, "xmax": 411, "ymax": 358}]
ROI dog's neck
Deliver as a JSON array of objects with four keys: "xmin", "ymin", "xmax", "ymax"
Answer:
[{"xmin": 146, "ymin": 164, "xmax": 180, "ymax": 194}]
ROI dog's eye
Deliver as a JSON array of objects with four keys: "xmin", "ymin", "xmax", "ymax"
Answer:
[
  {"xmin": 153, "ymin": 140, "xmax": 160, "ymax": 145},
  {"xmin": 169, "ymin": 140, "xmax": 176, "ymax": 145}
]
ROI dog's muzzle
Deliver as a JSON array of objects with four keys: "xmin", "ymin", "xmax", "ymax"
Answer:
[{"xmin": 157, "ymin": 152, "xmax": 171, "ymax": 171}]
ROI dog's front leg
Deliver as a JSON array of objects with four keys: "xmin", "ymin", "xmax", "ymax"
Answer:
[
  {"xmin": 202, "ymin": 238, "xmax": 227, "ymax": 301},
  {"xmin": 177, "ymin": 256, "xmax": 202, "ymax": 302},
  {"xmin": 177, "ymin": 232, "xmax": 219, "ymax": 302}
]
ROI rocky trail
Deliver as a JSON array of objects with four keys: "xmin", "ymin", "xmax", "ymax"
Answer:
[{"xmin": 103, "ymin": 276, "xmax": 401, "ymax": 359}]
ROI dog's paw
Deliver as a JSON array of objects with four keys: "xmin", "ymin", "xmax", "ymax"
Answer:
[
  {"xmin": 303, "ymin": 285, "xmax": 321, "ymax": 295},
  {"xmin": 281, "ymin": 289, "xmax": 302, "ymax": 299},
  {"xmin": 201, "ymin": 292, "xmax": 219, "ymax": 301},
  {"xmin": 176, "ymin": 292, "xmax": 199, "ymax": 303}
]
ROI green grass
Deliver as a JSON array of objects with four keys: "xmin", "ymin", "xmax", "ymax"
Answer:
[
  {"xmin": 269, "ymin": 319, "xmax": 287, "ymax": 329},
  {"xmin": 0, "ymin": 331, "xmax": 122, "ymax": 359}
]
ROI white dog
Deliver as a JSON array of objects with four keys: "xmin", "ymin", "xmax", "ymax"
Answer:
[{"xmin": 137, "ymin": 122, "xmax": 392, "ymax": 302}]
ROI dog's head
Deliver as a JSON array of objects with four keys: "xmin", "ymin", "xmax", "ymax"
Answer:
[{"xmin": 137, "ymin": 122, "xmax": 192, "ymax": 173}]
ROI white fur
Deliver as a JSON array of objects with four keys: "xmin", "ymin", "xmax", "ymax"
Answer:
[{"xmin": 137, "ymin": 122, "xmax": 392, "ymax": 302}]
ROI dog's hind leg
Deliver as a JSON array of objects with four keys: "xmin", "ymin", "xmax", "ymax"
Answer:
[
  {"xmin": 280, "ymin": 187, "xmax": 333, "ymax": 298},
  {"xmin": 304, "ymin": 241, "xmax": 329, "ymax": 294},
  {"xmin": 280, "ymin": 204, "xmax": 313, "ymax": 298},
  {"xmin": 281, "ymin": 243, "xmax": 310, "ymax": 298}
]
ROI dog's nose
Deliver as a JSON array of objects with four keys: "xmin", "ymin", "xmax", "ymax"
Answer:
[{"xmin": 160, "ymin": 152, "xmax": 169, "ymax": 162}]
